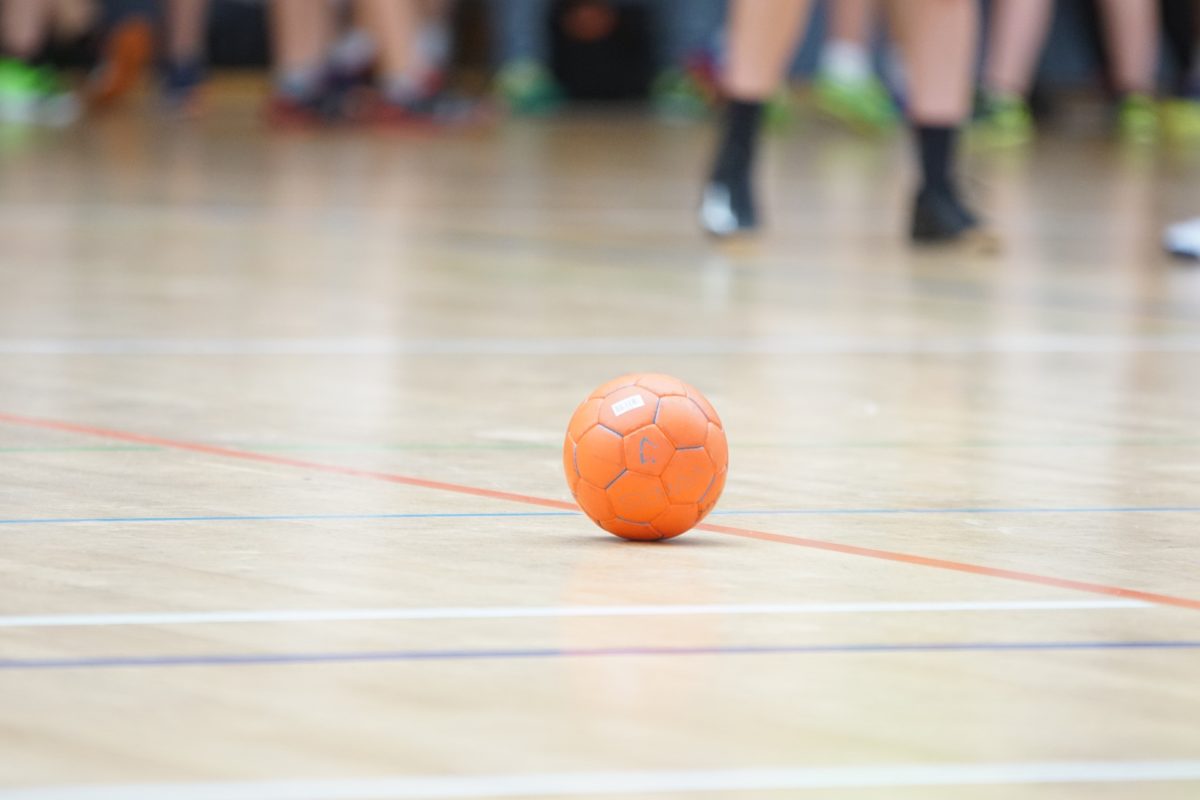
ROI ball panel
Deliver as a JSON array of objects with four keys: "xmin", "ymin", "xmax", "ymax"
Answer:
[
  {"xmin": 597, "ymin": 386, "xmax": 658, "ymax": 436},
  {"xmin": 575, "ymin": 426, "xmax": 625, "ymax": 487},
  {"xmin": 697, "ymin": 468, "xmax": 726, "ymax": 519},
  {"xmin": 685, "ymin": 386, "xmax": 722, "ymax": 427},
  {"xmin": 652, "ymin": 503, "xmax": 700, "ymax": 537},
  {"xmin": 705, "ymin": 422, "xmax": 728, "ymax": 472},
  {"xmin": 589, "ymin": 374, "xmax": 639, "ymax": 400},
  {"xmin": 623, "ymin": 425, "xmax": 674, "ymax": 476},
  {"xmin": 606, "ymin": 471, "xmax": 669, "ymax": 522},
  {"xmin": 575, "ymin": 480, "xmax": 616, "ymax": 523},
  {"xmin": 567, "ymin": 398, "xmax": 603, "ymax": 442},
  {"xmin": 563, "ymin": 436, "xmax": 580, "ymax": 493},
  {"xmin": 655, "ymin": 395, "xmax": 708, "ymax": 448},
  {"xmin": 661, "ymin": 448, "xmax": 716, "ymax": 505},
  {"xmin": 634, "ymin": 374, "xmax": 688, "ymax": 397},
  {"xmin": 600, "ymin": 518, "xmax": 663, "ymax": 541}
]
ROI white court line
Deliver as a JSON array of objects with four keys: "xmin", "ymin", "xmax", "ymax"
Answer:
[
  {"xmin": 5, "ymin": 334, "xmax": 1200, "ymax": 356},
  {"xmin": 0, "ymin": 600, "xmax": 1150, "ymax": 628},
  {"xmin": 5, "ymin": 761, "xmax": 1200, "ymax": 799}
]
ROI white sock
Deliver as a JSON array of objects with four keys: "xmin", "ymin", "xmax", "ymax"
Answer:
[{"xmin": 820, "ymin": 40, "xmax": 871, "ymax": 83}]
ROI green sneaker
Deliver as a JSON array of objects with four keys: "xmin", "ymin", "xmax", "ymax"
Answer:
[
  {"xmin": 1118, "ymin": 93, "xmax": 1159, "ymax": 144},
  {"xmin": 0, "ymin": 59, "xmax": 79, "ymax": 126},
  {"xmin": 495, "ymin": 59, "xmax": 565, "ymax": 117},
  {"xmin": 651, "ymin": 67, "xmax": 712, "ymax": 121},
  {"xmin": 813, "ymin": 72, "xmax": 899, "ymax": 134},
  {"xmin": 1161, "ymin": 98, "xmax": 1200, "ymax": 143},
  {"xmin": 971, "ymin": 90, "xmax": 1034, "ymax": 147},
  {"xmin": 763, "ymin": 85, "xmax": 797, "ymax": 132}
]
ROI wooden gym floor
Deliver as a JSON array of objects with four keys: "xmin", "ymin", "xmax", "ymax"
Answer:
[{"xmin": 1, "ymin": 89, "xmax": 1200, "ymax": 798}]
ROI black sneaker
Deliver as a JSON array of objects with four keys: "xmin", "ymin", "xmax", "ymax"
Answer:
[
  {"xmin": 911, "ymin": 184, "xmax": 979, "ymax": 243},
  {"xmin": 699, "ymin": 175, "xmax": 757, "ymax": 237}
]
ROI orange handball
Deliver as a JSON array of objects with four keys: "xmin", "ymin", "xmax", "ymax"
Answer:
[{"xmin": 564, "ymin": 373, "xmax": 728, "ymax": 541}]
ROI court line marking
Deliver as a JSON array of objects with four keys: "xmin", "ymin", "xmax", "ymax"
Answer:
[
  {"xmin": 0, "ymin": 512, "xmax": 575, "ymax": 525},
  {"xmin": 2, "ymin": 640, "xmax": 1199, "ymax": 671},
  {"xmin": 5, "ymin": 505, "xmax": 1200, "ymax": 526},
  {"xmin": 0, "ymin": 600, "xmax": 1149, "ymax": 628},
  {"xmin": 5, "ymin": 760, "xmax": 1200, "ymax": 799},
  {"xmin": 2, "ymin": 411, "xmax": 1198, "ymax": 612},
  {"xmin": 8, "ymin": 334, "xmax": 1200, "ymax": 356}
]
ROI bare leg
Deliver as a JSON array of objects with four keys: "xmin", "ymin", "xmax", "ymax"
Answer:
[
  {"xmin": 355, "ymin": 0, "xmax": 424, "ymax": 89},
  {"xmin": 724, "ymin": 0, "xmax": 811, "ymax": 100},
  {"xmin": 1098, "ymin": 0, "xmax": 1158, "ymax": 94},
  {"xmin": 2, "ymin": 0, "xmax": 52, "ymax": 59},
  {"xmin": 983, "ymin": 0, "xmax": 1054, "ymax": 95},
  {"xmin": 166, "ymin": 0, "xmax": 208, "ymax": 65},
  {"xmin": 892, "ymin": 0, "xmax": 976, "ymax": 125},
  {"xmin": 829, "ymin": 0, "xmax": 874, "ymax": 46},
  {"xmin": 270, "ymin": 0, "xmax": 331, "ymax": 79}
]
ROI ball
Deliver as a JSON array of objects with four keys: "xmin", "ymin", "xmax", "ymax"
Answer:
[{"xmin": 563, "ymin": 373, "xmax": 728, "ymax": 541}]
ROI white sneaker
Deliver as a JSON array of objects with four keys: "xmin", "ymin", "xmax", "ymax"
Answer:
[{"xmin": 1164, "ymin": 217, "xmax": 1200, "ymax": 259}]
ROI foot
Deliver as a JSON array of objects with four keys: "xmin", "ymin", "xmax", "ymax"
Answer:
[
  {"xmin": 1118, "ymin": 93, "xmax": 1159, "ymax": 144},
  {"xmin": 87, "ymin": 17, "xmax": 154, "ymax": 111},
  {"xmin": 0, "ymin": 59, "xmax": 79, "ymax": 126},
  {"xmin": 495, "ymin": 59, "xmax": 565, "ymax": 117},
  {"xmin": 359, "ymin": 88, "xmax": 482, "ymax": 127},
  {"xmin": 652, "ymin": 66, "xmax": 714, "ymax": 121},
  {"xmin": 265, "ymin": 92, "xmax": 336, "ymax": 127},
  {"xmin": 813, "ymin": 72, "xmax": 899, "ymax": 134},
  {"xmin": 972, "ymin": 90, "xmax": 1034, "ymax": 147},
  {"xmin": 1162, "ymin": 98, "xmax": 1200, "ymax": 143},
  {"xmin": 161, "ymin": 59, "xmax": 205, "ymax": 116},
  {"xmin": 911, "ymin": 184, "xmax": 986, "ymax": 244},
  {"xmin": 699, "ymin": 175, "xmax": 757, "ymax": 237}
]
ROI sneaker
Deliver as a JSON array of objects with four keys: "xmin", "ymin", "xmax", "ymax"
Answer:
[
  {"xmin": 1162, "ymin": 98, "xmax": 1200, "ymax": 143},
  {"xmin": 699, "ymin": 175, "xmax": 757, "ymax": 237},
  {"xmin": 359, "ymin": 87, "xmax": 483, "ymax": 128},
  {"xmin": 0, "ymin": 59, "xmax": 79, "ymax": 125},
  {"xmin": 1118, "ymin": 93, "xmax": 1159, "ymax": 144},
  {"xmin": 161, "ymin": 59, "xmax": 205, "ymax": 116},
  {"xmin": 763, "ymin": 86, "xmax": 796, "ymax": 132},
  {"xmin": 87, "ymin": 17, "xmax": 154, "ymax": 110},
  {"xmin": 265, "ymin": 92, "xmax": 335, "ymax": 127},
  {"xmin": 1164, "ymin": 217, "xmax": 1200, "ymax": 259},
  {"xmin": 495, "ymin": 59, "xmax": 565, "ymax": 116},
  {"xmin": 652, "ymin": 67, "xmax": 712, "ymax": 121},
  {"xmin": 911, "ymin": 184, "xmax": 998, "ymax": 249},
  {"xmin": 972, "ymin": 90, "xmax": 1034, "ymax": 147},
  {"xmin": 813, "ymin": 72, "xmax": 899, "ymax": 134}
]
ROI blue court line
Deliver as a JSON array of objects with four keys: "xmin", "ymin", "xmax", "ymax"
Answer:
[
  {"xmin": 2, "ymin": 640, "xmax": 1197, "ymax": 670},
  {"xmin": 3, "ymin": 506, "xmax": 1200, "ymax": 526}
]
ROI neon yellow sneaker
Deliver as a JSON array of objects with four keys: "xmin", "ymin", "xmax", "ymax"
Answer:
[
  {"xmin": 1118, "ymin": 93, "xmax": 1159, "ymax": 144},
  {"xmin": 813, "ymin": 72, "xmax": 899, "ymax": 134},
  {"xmin": 763, "ymin": 85, "xmax": 797, "ymax": 133},
  {"xmin": 0, "ymin": 59, "xmax": 79, "ymax": 126},
  {"xmin": 971, "ymin": 90, "xmax": 1034, "ymax": 147},
  {"xmin": 1162, "ymin": 98, "xmax": 1200, "ymax": 143}
]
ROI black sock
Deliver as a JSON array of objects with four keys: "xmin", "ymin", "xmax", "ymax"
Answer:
[
  {"xmin": 711, "ymin": 99, "xmax": 764, "ymax": 184},
  {"xmin": 915, "ymin": 125, "xmax": 958, "ymax": 195}
]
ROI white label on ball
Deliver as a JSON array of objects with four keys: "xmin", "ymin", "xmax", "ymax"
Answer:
[{"xmin": 610, "ymin": 395, "xmax": 646, "ymax": 417}]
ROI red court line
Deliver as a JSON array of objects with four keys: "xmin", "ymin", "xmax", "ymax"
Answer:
[
  {"xmin": 0, "ymin": 412, "xmax": 575, "ymax": 512},
  {"xmin": 3, "ymin": 410, "xmax": 1198, "ymax": 613}
]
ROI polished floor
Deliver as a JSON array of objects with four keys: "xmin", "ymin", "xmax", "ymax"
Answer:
[{"xmin": 1, "ymin": 88, "xmax": 1200, "ymax": 799}]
